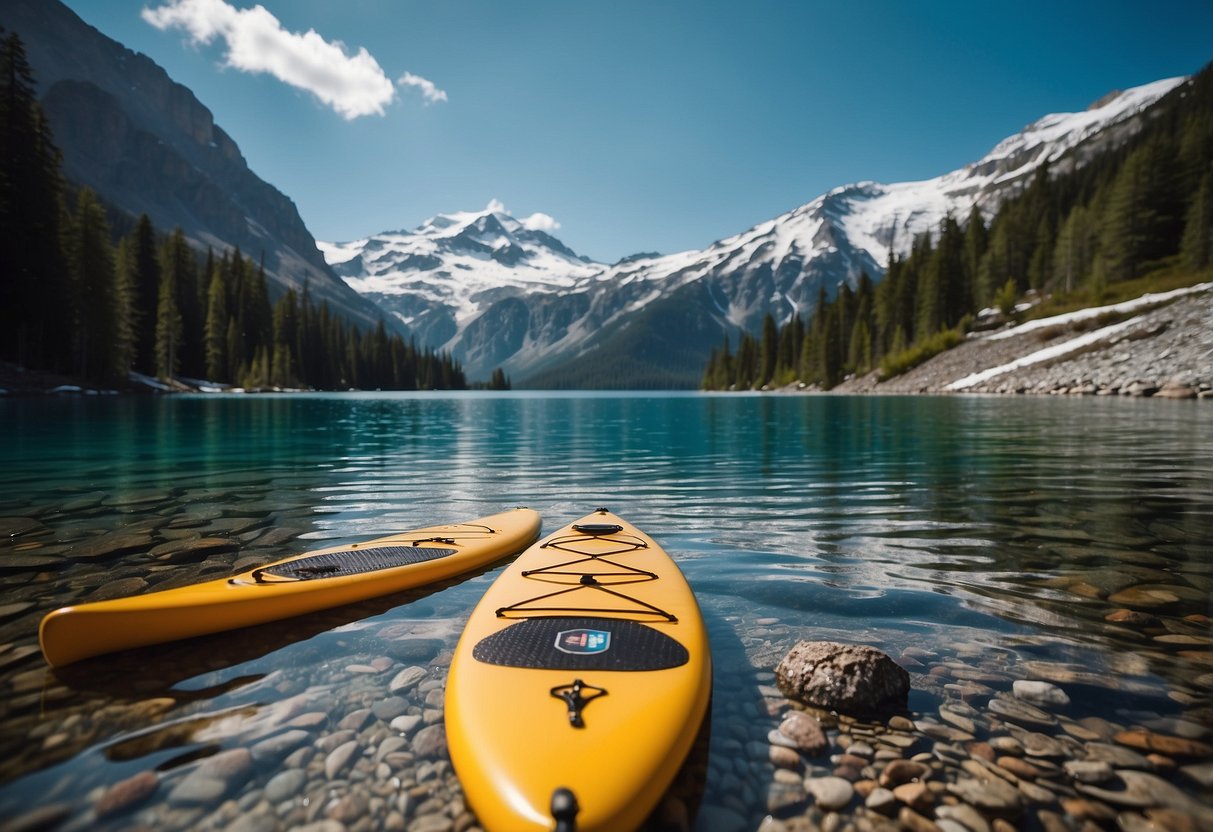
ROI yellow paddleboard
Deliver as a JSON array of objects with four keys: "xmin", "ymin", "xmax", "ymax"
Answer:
[
  {"xmin": 446, "ymin": 509, "xmax": 712, "ymax": 832},
  {"xmin": 40, "ymin": 507, "xmax": 541, "ymax": 668}
]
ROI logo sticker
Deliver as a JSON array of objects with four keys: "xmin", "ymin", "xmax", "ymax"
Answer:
[{"xmin": 555, "ymin": 628, "xmax": 612, "ymax": 655}]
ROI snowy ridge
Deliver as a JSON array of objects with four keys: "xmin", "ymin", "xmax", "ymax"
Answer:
[
  {"xmin": 318, "ymin": 202, "xmax": 602, "ymax": 327},
  {"xmin": 323, "ymin": 75, "xmax": 1186, "ymax": 383}
]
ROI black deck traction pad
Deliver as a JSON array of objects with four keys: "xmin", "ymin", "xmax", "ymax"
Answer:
[
  {"xmin": 472, "ymin": 616, "xmax": 689, "ymax": 671},
  {"xmin": 258, "ymin": 545, "xmax": 458, "ymax": 581}
]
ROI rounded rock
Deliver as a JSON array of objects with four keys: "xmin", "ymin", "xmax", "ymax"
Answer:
[
  {"xmin": 412, "ymin": 724, "xmax": 447, "ymax": 758},
  {"xmin": 95, "ymin": 771, "xmax": 159, "ymax": 818},
  {"xmin": 265, "ymin": 768, "xmax": 307, "ymax": 803},
  {"xmin": 1064, "ymin": 760, "xmax": 1115, "ymax": 784},
  {"xmin": 892, "ymin": 781, "xmax": 934, "ymax": 812},
  {"xmin": 389, "ymin": 666, "xmax": 428, "ymax": 694},
  {"xmin": 805, "ymin": 775, "xmax": 854, "ymax": 811},
  {"xmin": 776, "ymin": 641, "xmax": 910, "ymax": 715},
  {"xmin": 324, "ymin": 740, "xmax": 360, "ymax": 779},
  {"xmin": 865, "ymin": 786, "xmax": 897, "ymax": 816},
  {"xmin": 778, "ymin": 711, "xmax": 828, "ymax": 755},
  {"xmin": 1012, "ymin": 680, "xmax": 1070, "ymax": 708},
  {"xmin": 880, "ymin": 759, "xmax": 929, "ymax": 788}
]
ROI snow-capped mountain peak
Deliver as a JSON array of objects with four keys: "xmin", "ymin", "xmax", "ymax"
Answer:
[
  {"xmin": 318, "ymin": 201, "xmax": 602, "ymax": 343},
  {"xmin": 324, "ymin": 74, "xmax": 1186, "ymax": 385},
  {"xmin": 976, "ymin": 77, "xmax": 1185, "ymax": 183}
]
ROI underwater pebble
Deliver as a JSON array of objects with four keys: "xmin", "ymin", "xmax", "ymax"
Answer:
[
  {"xmin": 324, "ymin": 740, "xmax": 360, "ymax": 779},
  {"xmin": 804, "ymin": 775, "xmax": 853, "ymax": 811},
  {"xmin": 264, "ymin": 768, "xmax": 306, "ymax": 803},
  {"xmin": 95, "ymin": 771, "xmax": 159, "ymax": 818},
  {"xmin": 1012, "ymin": 680, "xmax": 1070, "ymax": 707}
]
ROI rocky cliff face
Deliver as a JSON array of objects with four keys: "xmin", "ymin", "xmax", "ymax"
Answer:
[{"xmin": 0, "ymin": 0, "xmax": 394, "ymax": 332}]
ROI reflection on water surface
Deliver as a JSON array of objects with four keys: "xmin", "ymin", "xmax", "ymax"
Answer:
[{"xmin": 0, "ymin": 393, "xmax": 1209, "ymax": 829}]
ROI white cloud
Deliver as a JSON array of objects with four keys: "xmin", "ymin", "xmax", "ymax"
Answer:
[
  {"xmin": 521, "ymin": 212, "xmax": 560, "ymax": 232},
  {"xmin": 397, "ymin": 72, "xmax": 448, "ymax": 105},
  {"xmin": 486, "ymin": 198, "xmax": 507, "ymax": 214},
  {"xmin": 142, "ymin": 0, "xmax": 398, "ymax": 120}
]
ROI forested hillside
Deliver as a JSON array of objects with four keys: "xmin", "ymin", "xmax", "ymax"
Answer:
[
  {"xmin": 0, "ymin": 33, "xmax": 466, "ymax": 392},
  {"xmin": 702, "ymin": 64, "xmax": 1213, "ymax": 391}
]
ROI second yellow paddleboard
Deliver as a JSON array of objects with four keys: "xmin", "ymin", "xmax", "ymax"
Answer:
[{"xmin": 40, "ymin": 507, "xmax": 541, "ymax": 667}]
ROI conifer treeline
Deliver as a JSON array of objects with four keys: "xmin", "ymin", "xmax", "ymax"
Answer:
[
  {"xmin": 704, "ymin": 64, "xmax": 1213, "ymax": 391},
  {"xmin": 0, "ymin": 31, "xmax": 468, "ymax": 391}
]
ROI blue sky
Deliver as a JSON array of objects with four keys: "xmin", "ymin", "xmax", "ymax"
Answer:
[{"xmin": 61, "ymin": 0, "xmax": 1213, "ymax": 263}]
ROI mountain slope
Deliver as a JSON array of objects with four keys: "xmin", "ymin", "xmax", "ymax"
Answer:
[
  {"xmin": 0, "ymin": 0, "xmax": 394, "ymax": 333},
  {"xmin": 330, "ymin": 76, "xmax": 1186, "ymax": 387},
  {"xmin": 319, "ymin": 204, "xmax": 601, "ymax": 350}
]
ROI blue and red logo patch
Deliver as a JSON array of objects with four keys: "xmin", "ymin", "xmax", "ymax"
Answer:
[{"xmin": 554, "ymin": 628, "xmax": 612, "ymax": 655}]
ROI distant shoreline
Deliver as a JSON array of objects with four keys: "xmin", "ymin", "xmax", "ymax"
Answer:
[{"xmin": 5, "ymin": 286, "xmax": 1210, "ymax": 401}]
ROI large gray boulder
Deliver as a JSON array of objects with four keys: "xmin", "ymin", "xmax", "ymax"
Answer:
[{"xmin": 776, "ymin": 641, "xmax": 910, "ymax": 715}]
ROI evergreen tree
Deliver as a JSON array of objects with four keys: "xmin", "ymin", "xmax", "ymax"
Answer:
[
  {"xmin": 758, "ymin": 313, "xmax": 778, "ymax": 386},
  {"xmin": 113, "ymin": 238, "xmax": 137, "ymax": 378},
  {"xmin": 128, "ymin": 215, "xmax": 161, "ymax": 373},
  {"xmin": 161, "ymin": 229, "xmax": 203, "ymax": 377},
  {"xmin": 847, "ymin": 319, "xmax": 872, "ymax": 374},
  {"xmin": 343, "ymin": 328, "xmax": 360, "ymax": 389},
  {"xmin": 0, "ymin": 32, "xmax": 70, "ymax": 371},
  {"xmin": 1101, "ymin": 136, "xmax": 1183, "ymax": 282},
  {"xmin": 270, "ymin": 290, "xmax": 299, "ymax": 387},
  {"xmin": 250, "ymin": 255, "xmax": 273, "ymax": 350},
  {"xmin": 710, "ymin": 335, "xmax": 734, "ymax": 389},
  {"xmin": 833, "ymin": 282, "xmax": 855, "ymax": 374},
  {"xmin": 851, "ymin": 272, "xmax": 875, "ymax": 372},
  {"xmin": 1062, "ymin": 204, "xmax": 1104, "ymax": 293},
  {"xmin": 873, "ymin": 254, "xmax": 903, "ymax": 358},
  {"xmin": 777, "ymin": 313, "xmax": 804, "ymax": 382},
  {"xmin": 963, "ymin": 206, "xmax": 989, "ymax": 306},
  {"xmin": 67, "ymin": 189, "xmax": 122, "ymax": 382},
  {"xmin": 733, "ymin": 332, "xmax": 757, "ymax": 389},
  {"xmin": 204, "ymin": 264, "xmax": 228, "ymax": 381},
  {"xmin": 1181, "ymin": 170, "xmax": 1213, "ymax": 270},
  {"xmin": 489, "ymin": 367, "xmax": 511, "ymax": 390},
  {"xmin": 154, "ymin": 269, "xmax": 183, "ymax": 379},
  {"xmin": 1027, "ymin": 214, "xmax": 1055, "ymax": 291},
  {"xmin": 896, "ymin": 240, "xmax": 923, "ymax": 342},
  {"xmin": 912, "ymin": 229, "xmax": 948, "ymax": 337},
  {"xmin": 243, "ymin": 345, "xmax": 270, "ymax": 389},
  {"xmin": 296, "ymin": 281, "xmax": 314, "ymax": 383},
  {"xmin": 225, "ymin": 317, "xmax": 242, "ymax": 382}
]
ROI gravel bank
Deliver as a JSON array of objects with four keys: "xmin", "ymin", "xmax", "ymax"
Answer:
[{"xmin": 831, "ymin": 286, "xmax": 1213, "ymax": 399}]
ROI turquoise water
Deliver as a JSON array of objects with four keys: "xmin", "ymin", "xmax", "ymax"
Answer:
[{"xmin": 0, "ymin": 392, "xmax": 1210, "ymax": 827}]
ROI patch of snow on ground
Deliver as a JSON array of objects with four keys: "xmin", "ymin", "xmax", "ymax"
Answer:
[
  {"xmin": 947, "ymin": 317, "xmax": 1144, "ymax": 391},
  {"xmin": 985, "ymin": 283, "xmax": 1212, "ymax": 341}
]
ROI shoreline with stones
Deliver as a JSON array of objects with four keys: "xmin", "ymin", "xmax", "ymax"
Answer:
[
  {"xmin": 817, "ymin": 285, "xmax": 1213, "ymax": 400},
  {"xmin": 7, "ymin": 612, "xmax": 1211, "ymax": 832},
  {"xmin": 747, "ymin": 638, "xmax": 1213, "ymax": 832}
]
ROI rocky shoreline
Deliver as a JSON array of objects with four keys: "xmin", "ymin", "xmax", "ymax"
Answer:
[
  {"xmin": 831, "ymin": 285, "xmax": 1213, "ymax": 399},
  {"xmin": 6, "ymin": 609, "xmax": 1210, "ymax": 832}
]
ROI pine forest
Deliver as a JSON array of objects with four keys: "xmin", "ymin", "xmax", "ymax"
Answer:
[{"xmin": 0, "ymin": 32, "xmax": 470, "ymax": 392}]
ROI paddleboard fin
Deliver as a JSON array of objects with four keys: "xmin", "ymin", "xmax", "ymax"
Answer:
[{"xmin": 551, "ymin": 787, "xmax": 579, "ymax": 832}]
